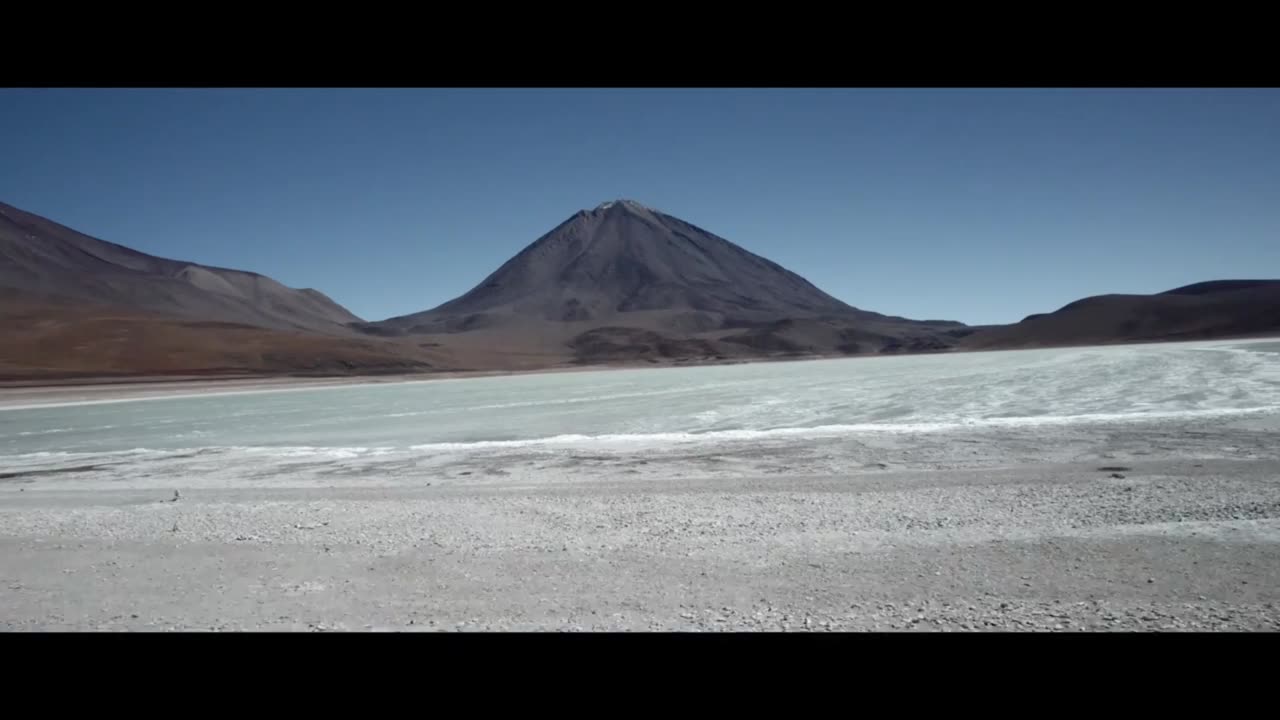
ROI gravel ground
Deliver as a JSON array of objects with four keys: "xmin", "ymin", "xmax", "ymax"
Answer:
[{"xmin": 2, "ymin": 416, "xmax": 1279, "ymax": 632}]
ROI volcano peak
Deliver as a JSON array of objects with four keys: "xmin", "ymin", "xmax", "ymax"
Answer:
[{"xmin": 592, "ymin": 198, "xmax": 654, "ymax": 213}]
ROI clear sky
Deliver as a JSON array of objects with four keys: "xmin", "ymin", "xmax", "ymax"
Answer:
[{"xmin": 2, "ymin": 88, "xmax": 1277, "ymax": 325}]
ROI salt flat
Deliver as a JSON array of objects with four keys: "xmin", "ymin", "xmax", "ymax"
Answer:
[{"xmin": 2, "ymin": 339, "xmax": 1279, "ymax": 631}]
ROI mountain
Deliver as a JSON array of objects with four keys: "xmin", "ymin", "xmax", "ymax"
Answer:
[
  {"xmin": 0, "ymin": 201, "xmax": 447, "ymax": 380},
  {"xmin": 377, "ymin": 200, "xmax": 863, "ymax": 332},
  {"xmin": 368, "ymin": 200, "xmax": 968, "ymax": 363},
  {"xmin": 961, "ymin": 280, "xmax": 1280, "ymax": 350},
  {"xmin": 6, "ymin": 196, "xmax": 1274, "ymax": 381},
  {"xmin": 0, "ymin": 201, "xmax": 361, "ymax": 334}
]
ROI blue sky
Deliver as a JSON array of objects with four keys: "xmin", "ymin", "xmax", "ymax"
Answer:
[{"xmin": 2, "ymin": 88, "xmax": 1277, "ymax": 325}]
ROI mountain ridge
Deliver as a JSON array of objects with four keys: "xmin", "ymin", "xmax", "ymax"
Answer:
[
  {"xmin": 961, "ymin": 279, "xmax": 1280, "ymax": 350},
  {"xmin": 0, "ymin": 200, "xmax": 361, "ymax": 334},
  {"xmin": 2, "ymin": 198, "xmax": 1277, "ymax": 379}
]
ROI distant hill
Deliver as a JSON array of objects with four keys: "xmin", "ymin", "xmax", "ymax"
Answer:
[
  {"xmin": 0, "ymin": 200, "xmax": 446, "ymax": 380},
  {"xmin": 0, "ymin": 201, "xmax": 361, "ymax": 334},
  {"xmin": 0, "ymin": 289, "xmax": 436, "ymax": 381},
  {"xmin": 961, "ymin": 280, "xmax": 1280, "ymax": 350}
]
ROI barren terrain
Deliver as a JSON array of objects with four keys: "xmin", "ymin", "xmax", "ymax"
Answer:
[{"xmin": 3, "ymin": 412, "xmax": 1277, "ymax": 631}]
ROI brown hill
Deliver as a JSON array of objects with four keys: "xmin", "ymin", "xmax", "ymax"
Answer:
[
  {"xmin": 962, "ymin": 280, "xmax": 1280, "ymax": 350},
  {"xmin": 0, "ymin": 201, "xmax": 361, "ymax": 334},
  {"xmin": 0, "ymin": 289, "xmax": 441, "ymax": 381}
]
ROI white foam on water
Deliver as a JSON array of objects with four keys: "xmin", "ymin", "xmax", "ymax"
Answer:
[{"xmin": 396, "ymin": 405, "xmax": 1279, "ymax": 452}]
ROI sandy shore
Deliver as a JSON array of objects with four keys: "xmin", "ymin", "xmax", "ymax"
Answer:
[
  {"xmin": 2, "ymin": 413, "xmax": 1278, "ymax": 631},
  {"xmin": 0, "ymin": 368, "xmax": 586, "ymax": 410},
  {"xmin": 0, "ymin": 361, "xmax": 741, "ymax": 411}
]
